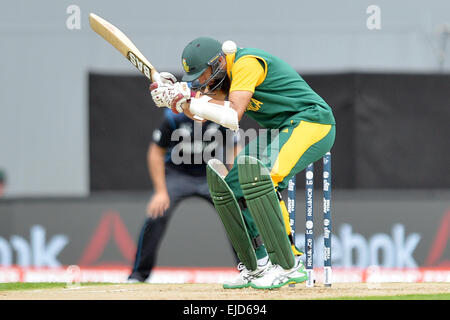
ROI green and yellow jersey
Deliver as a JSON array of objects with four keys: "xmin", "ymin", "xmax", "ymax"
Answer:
[
  {"xmin": 221, "ymin": 47, "xmax": 336, "ymax": 260},
  {"xmin": 226, "ymin": 48, "xmax": 335, "ymax": 129}
]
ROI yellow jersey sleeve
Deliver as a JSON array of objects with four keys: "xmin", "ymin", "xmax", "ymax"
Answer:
[{"xmin": 229, "ymin": 56, "xmax": 266, "ymax": 93}]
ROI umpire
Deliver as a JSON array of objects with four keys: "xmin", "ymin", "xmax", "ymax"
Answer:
[{"xmin": 128, "ymin": 109, "xmax": 239, "ymax": 282}]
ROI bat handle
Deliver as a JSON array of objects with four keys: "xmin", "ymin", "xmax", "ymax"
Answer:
[{"xmin": 152, "ymin": 71, "xmax": 161, "ymax": 84}]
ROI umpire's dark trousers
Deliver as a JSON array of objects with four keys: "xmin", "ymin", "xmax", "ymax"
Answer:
[{"xmin": 128, "ymin": 166, "xmax": 237, "ymax": 281}]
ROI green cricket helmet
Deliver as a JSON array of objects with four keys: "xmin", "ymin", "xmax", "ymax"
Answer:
[{"xmin": 181, "ymin": 37, "xmax": 227, "ymax": 91}]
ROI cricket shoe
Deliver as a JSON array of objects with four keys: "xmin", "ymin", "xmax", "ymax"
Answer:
[
  {"xmin": 223, "ymin": 261, "xmax": 272, "ymax": 289},
  {"xmin": 250, "ymin": 258, "xmax": 308, "ymax": 290}
]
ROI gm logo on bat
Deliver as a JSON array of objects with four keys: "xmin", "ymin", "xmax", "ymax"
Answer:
[{"xmin": 128, "ymin": 52, "xmax": 151, "ymax": 80}]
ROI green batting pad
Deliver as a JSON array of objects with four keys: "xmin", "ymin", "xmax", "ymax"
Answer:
[
  {"xmin": 237, "ymin": 156, "xmax": 295, "ymax": 269},
  {"xmin": 206, "ymin": 159, "xmax": 257, "ymax": 271}
]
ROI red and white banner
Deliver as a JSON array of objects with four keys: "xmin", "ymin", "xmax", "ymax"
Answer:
[{"xmin": 1, "ymin": 266, "xmax": 449, "ymax": 284}]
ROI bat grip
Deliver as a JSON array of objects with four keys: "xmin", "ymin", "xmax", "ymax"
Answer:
[{"xmin": 152, "ymin": 71, "xmax": 161, "ymax": 84}]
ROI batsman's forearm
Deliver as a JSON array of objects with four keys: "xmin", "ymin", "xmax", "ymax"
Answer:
[
  {"xmin": 188, "ymin": 96, "xmax": 239, "ymax": 131},
  {"xmin": 210, "ymin": 99, "xmax": 246, "ymax": 121},
  {"xmin": 148, "ymin": 144, "xmax": 168, "ymax": 194}
]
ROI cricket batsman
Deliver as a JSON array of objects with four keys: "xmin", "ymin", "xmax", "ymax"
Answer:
[{"xmin": 149, "ymin": 37, "xmax": 335, "ymax": 289}]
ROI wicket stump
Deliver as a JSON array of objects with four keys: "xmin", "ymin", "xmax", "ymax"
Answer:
[{"xmin": 287, "ymin": 152, "xmax": 332, "ymax": 287}]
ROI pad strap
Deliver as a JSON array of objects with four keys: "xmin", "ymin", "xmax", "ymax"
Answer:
[
  {"xmin": 237, "ymin": 197, "xmax": 247, "ymax": 211},
  {"xmin": 251, "ymin": 235, "xmax": 263, "ymax": 250}
]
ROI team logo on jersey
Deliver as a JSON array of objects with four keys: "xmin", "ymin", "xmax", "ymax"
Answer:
[
  {"xmin": 182, "ymin": 58, "xmax": 189, "ymax": 72},
  {"xmin": 247, "ymin": 98, "xmax": 263, "ymax": 112}
]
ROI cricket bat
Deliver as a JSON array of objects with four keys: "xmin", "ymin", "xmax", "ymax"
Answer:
[{"xmin": 89, "ymin": 13, "xmax": 160, "ymax": 83}]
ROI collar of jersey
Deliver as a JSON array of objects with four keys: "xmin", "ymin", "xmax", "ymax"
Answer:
[{"xmin": 225, "ymin": 53, "xmax": 236, "ymax": 79}]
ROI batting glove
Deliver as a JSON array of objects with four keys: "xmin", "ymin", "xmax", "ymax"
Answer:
[
  {"xmin": 149, "ymin": 71, "xmax": 178, "ymax": 108},
  {"xmin": 158, "ymin": 71, "xmax": 177, "ymax": 86},
  {"xmin": 150, "ymin": 81, "xmax": 195, "ymax": 113}
]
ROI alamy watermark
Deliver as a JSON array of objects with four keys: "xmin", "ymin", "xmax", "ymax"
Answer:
[
  {"xmin": 66, "ymin": 5, "xmax": 81, "ymax": 30},
  {"xmin": 168, "ymin": 124, "xmax": 282, "ymax": 172},
  {"xmin": 366, "ymin": 5, "xmax": 381, "ymax": 30},
  {"xmin": 65, "ymin": 265, "xmax": 81, "ymax": 289}
]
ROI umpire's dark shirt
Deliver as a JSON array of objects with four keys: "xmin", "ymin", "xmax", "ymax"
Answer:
[{"xmin": 152, "ymin": 109, "xmax": 237, "ymax": 176}]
